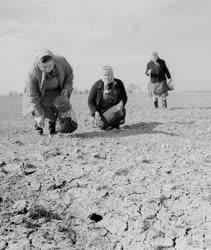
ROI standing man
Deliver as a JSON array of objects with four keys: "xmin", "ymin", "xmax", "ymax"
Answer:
[
  {"xmin": 22, "ymin": 49, "xmax": 73, "ymax": 135},
  {"xmin": 145, "ymin": 52, "xmax": 173, "ymax": 108}
]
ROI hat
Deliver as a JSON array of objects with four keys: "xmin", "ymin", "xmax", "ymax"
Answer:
[{"xmin": 54, "ymin": 95, "xmax": 71, "ymax": 113}]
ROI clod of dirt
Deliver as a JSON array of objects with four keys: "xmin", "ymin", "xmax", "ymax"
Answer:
[
  {"xmin": 23, "ymin": 163, "xmax": 37, "ymax": 175},
  {"xmin": 11, "ymin": 214, "xmax": 25, "ymax": 225},
  {"xmin": 30, "ymin": 180, "xmax": 41, "ymax": 191},
  {"xmin": 24, "ymin": 163, "xmax": 37, "ymax": 169},
  {"xmin": 139, "ymin": 155, "xmax": 151, "ymax": 163},
  {"xmin": 23, "ymin": 218, "xmax": 41, "ymax": 229},
  {"xmin": 165, "ymin": 169, "xmax": 172, "ymax": 174},
  {"xmin": 92, "ymin": 153, "xmax": 106, "ymax": 159},
  {"xmin": 88, "ymin": 213, "xmax": 103, "ymax": 222},
  {"xmin": 58, "ymin": 225, "xmax": 77, "ymax": 244},
  {"xmin": 12, "ymin": 200, "xmax": 28, "ymax": 214},
  {"xmin": 0, "ymin": 240, "xmax": 7, "ymax": 250},
  {"xmin": 48, "ymin": 180, "xmax": 67, "ymax": 190},
  {"xmin": 2, "ymin": 163, "xmax": 22, "ymax": 174},
  {"xmin": 115, "ymin": 168, "xmax": 129, "ymax": 176},
  {"xmin": 0, "ymin": 161, "xmax": 6, "ymax": 167},
  {"xmin": 74, "ymin": 148, "xmax": 82, "ymax": 154},
  {"xmin": 142, "ymin": 159, "xmax": 151, "ymax": 163},
  {"xmin": 23, "ymin": 169, "xmax": 36, "ymax": 175},
  {"xmin": 42, "ymin": 148, "xmax": 61, "ymax": 160},
  {"xmin": 28, "ymin": 203, "xmax": 60, "ymax": 220},
  {"xmin": 152, "ymin": 238, "xmax": 174, "ymax": 249},
  {"xmin": 12, "ymin": 140, "xmax": 24, "ymax": 146}
]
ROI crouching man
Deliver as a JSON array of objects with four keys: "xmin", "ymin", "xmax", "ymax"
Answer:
[{"xmin": 22, "ymin": 49, "xmax": 75, "ymax": 135}]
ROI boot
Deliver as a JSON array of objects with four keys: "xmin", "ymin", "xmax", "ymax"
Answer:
[
  {"xmin": 162, "ymin": 99, "xmax": 167, "ymax": 108},
  {"xmin": 154, "ymin": 99, "xmax": 158, "ymax": 108},
  {"xmin": 49, "ymin": 121, "xmax": 57, "ymax": 135},
  {"xmin": 35, "ymin": 123, "xmax": 43, "ymax": 135}
]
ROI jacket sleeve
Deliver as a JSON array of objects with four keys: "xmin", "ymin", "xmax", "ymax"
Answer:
[
  {"xmin": 26, "ymin": 71, "xmax": 44, "ymax": 116},
  {"xmin": 63, "ymin": 58, "xmax": 74, "ymax": 96},
  {"xmin": 88, "ymin": 83, "xmax": 98, "ymax": 116},
  {"xmin": 163, "ymin": 61, "xmax": 171, "ymax": 79},
  {"xmin": 118, "ymin": 80, "xmax": 128, "ymax": 106},
  {"xmin": 145, "ymin": 63, "xmax": 150, "ymax": 76}
]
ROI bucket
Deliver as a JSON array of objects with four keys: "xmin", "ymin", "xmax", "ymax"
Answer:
[{"xmin": 54, "ymin": 95, "xmax": 71, "ymax": 113}]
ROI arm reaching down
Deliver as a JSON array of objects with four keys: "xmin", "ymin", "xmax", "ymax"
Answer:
[
  {"xmin": 63, "ymin": 58, "xmax": 74, "ymax": 97},
  {"xmin": 25, "ymin": 71, "xmax": 44, "ymax": 116},
  {"xmin": 88, "ymin": 82, "xmax": 98, "ymax": 116}
]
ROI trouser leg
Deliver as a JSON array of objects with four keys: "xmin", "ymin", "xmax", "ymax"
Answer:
[
  {"xmin": 49, "ymin": 121, "xmax": 56, "ymax": 135},
  {"xmin": 32, "ymin": 111, "xmax": 43, "ymax": 135},
  {"xmin": 153, "ymin": 97, "xmax": 158, "ymax": 108},
  {"xmin": 162, "ymin": 98, "xmax": 167, "ymax": 108},
  {"xmin": 42, "ymin": 106, "xmax": 58, "ymax": 135}
]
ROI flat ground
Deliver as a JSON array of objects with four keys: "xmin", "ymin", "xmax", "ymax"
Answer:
[{"xmin": 0, "ymin": 92, "xmax": 211, "ymax": 250}]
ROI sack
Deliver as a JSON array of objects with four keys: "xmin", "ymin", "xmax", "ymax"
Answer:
[
  {"xmin": 56, "ymin": 103, "xmax": 78, "ymax": 133},
  {"xmin": 56, "ymin": 117, "xmax": 78, "ymax": 133},
  {"xmin": 102, "ymin": 105, "xmax": 125, "ymax": 126},
  {"xmin": 167, "ymin": 81, "xmax": 174, "ymax": 91}
]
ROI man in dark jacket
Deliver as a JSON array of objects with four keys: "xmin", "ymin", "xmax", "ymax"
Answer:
[
  {"xmin": 88, "ymin": 66, "xmax": 127, "ymax": 130},
  {"xmin": 145, "ymin": 52, "xmax": 173, "ymax": 108}
]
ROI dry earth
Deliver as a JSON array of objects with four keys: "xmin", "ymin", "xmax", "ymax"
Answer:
[{"xmin": 0, "ymin": 92, "xmax": 211, "ymax": 250}]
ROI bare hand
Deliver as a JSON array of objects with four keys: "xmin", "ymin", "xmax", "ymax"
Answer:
[
  {"xmin": 94, "ymin": 112, "xmax": 104, "ymax": 128},
  {"xmin": 167, "ymin": 79, "xmax": 172, "ymax": 84},
  {"xmin": 117, "ymin": 101, "xmax": 124, "ymax": 110},
  {"xmin": 35, "ymin": 115, "xmax": 45, "ymax": 128},
  {"xmin": 95, "ymin": 111, "xmax": 101, "ymax": 120},
  {"xmin": 61, "ymin": 89, "xmax": 69, "ymax": 97}
]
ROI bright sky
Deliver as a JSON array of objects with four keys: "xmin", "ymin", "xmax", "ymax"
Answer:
[{"xmin": 0, "ymin": 0, "xmax": 210, "ymax": 94}]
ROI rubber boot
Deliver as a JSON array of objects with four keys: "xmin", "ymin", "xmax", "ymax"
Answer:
[
  {"xmin": 154, "ymin": 99, "xmax": 158, "ymax": 108},
  {"xmin": 162, "ymin": 99, "xmax": 167, "ymax": 108},
  {"xmin": 49, "ymin": 121, "xmax": 57, "ymax": 135}
]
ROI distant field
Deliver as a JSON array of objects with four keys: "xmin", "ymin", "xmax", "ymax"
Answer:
[{"xmin": 0, "ymin": 91, "xmax": 211, "ymax": 113}]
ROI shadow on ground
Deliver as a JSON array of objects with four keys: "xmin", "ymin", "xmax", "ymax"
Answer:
[
  {"xmin": 170, "ymin": 106, "xmax": 211, "ymax": 110},
  {"xmin": 71, "ymin": 122, "xmax": 178, "ymax": 139}
]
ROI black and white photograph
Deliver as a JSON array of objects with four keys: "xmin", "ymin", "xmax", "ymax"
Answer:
[{"xmin": 0, "ymin": 0, "xmax": 210, "ymax": 249}]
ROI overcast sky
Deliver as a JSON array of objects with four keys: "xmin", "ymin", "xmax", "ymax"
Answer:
[{"xmin": 0, "ymin": 0, "xmax": 210, "ymax": 94}]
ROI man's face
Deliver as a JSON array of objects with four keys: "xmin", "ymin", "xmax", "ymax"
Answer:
[
  {"xmin": 39, "ymin": 60, "xmax": 54, "ymax": 73},
  {"xmin": 102, "ymin": 71, "xmax": 113, "ymax": 84}
]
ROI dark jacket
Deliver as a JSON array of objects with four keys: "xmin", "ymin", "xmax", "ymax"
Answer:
[
  {"xmin": 145, "ymin": 58, "xmax": 171, "ymax": 83},
  {"xmin": 88, "ymin": 78, "xmax": 128, "ymax": 116}
]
